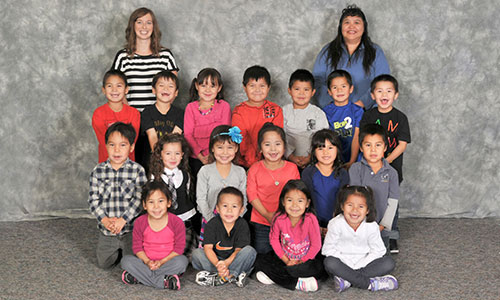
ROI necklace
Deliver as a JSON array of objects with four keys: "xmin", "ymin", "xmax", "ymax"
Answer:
[
  {"xmin": 263, "ymin": 161, "xmax": 283, "ymax": 186},
  {"xmin": 198, "ymin": 101, "xmax": 214, "ymax": 116}
]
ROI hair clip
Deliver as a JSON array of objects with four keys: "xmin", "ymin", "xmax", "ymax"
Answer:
[{"xmin": 219, "ymin": 126, "xmax": 243, "ymax": 144}]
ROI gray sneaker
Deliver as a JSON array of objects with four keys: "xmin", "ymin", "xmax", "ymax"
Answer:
[
  {"xmin": 333, "ymin": 276, "xmax": 351, "ymax": 293},
  {"xmin": 369, "ymin": 275, "xmax": 398, "ymax": 291}
]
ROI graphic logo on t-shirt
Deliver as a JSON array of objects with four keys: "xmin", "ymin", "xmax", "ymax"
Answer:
[
  {"xmin": 333, "ymin": 117, "xmax": 353, "ymax": 137},
  {"xmin": 215, "ymin": 241, "xmax": 233, "ymax": 251},
  {"xmin": 280, "ymin": 232, "xmax": 310, "ymax": 260},
  {"xmin": 306, "ymin": 119, "xmax": 316, "ymax": 131},
  {"xmin": 381, "ymin": 173, "xmax": 390, "ymax": 183},
  {"xmin": 376, "ymin": 119, "xmax": 399, "ymax": 150},
  {"xmin": 154, "ymin": 120, "xmax": 176, "ymax": 138},
  {"xmin": 263, "ymin": 105, "xmax": 277, "ymax": 119}
]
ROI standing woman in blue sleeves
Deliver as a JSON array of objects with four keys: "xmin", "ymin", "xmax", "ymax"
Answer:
[{"xmin": 312, "ymin": 5, "xmax": 390, "ymax": 110}]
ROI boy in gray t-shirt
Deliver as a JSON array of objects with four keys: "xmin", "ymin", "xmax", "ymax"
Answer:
[
  {"xmin": 283, "ymin": 69, "xmax": 329, "ymax": 169},
  {"xmin": 349, "ymin": 124, "xmax": 399, "ymax": 248}
]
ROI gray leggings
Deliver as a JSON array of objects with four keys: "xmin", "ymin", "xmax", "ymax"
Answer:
[
  {"xmin": 121, "ymin": 255, "xmax": 188, "ymax": 289},
  {"xmin": 323, "ymin": 255, "xmax": 395, "ymax": 289}
]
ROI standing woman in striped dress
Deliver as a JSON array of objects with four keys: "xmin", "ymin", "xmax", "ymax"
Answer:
[{"xmin": 111, "ymin": 7, "xmax": 179, "ymax": 170}]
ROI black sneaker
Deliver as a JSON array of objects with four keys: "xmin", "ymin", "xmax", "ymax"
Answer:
[
  {"xmin": 389, "ymin": 239, "xmax": 399, "ymax": 254},
  {"xmin": 122, "ymin": 271, "xmax": 138, "ymax": 285},
  {"xmin": 231, "ymin": 272, "xmax": 248, "ymax": 288},
  {"xmin": 164, "ymin": 274, "xmax": 181, "ymax": 290}
]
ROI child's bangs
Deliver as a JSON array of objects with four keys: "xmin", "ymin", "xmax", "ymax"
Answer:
[
  {"xmin": 197, "ymin": 70, "xmax": 221, "ymax": 86},
  {"xmin": 213, "ymin": 134, "xmax": 234, "ymax": 145}
]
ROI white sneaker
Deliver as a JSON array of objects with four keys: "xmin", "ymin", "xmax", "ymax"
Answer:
[
  {"xmin": 369, "ymin": 275, "xmax": 398, "ymax": 291},
  {"xmin": 256, "ymin": 271, "xmax": 275, "ymax": 285},
  {"xmin": 295, "ymin": 277, "xmax": 318, "ymax": 292}
]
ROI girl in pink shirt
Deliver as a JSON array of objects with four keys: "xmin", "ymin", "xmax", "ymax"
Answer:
[
  {"xmin": 184, "ymin": 68, "xmax": 231, "ymax": 176},
  {"xmin": 254, "ymin": 180, "xmax": 323, "ymax": 292},
  {"xmin": 121, "ymin": 181, "xmax": 189, "ymax": 290},
  {"xmin": 247, "ymin": 123, "xmax": 300, "ymax": 254}
]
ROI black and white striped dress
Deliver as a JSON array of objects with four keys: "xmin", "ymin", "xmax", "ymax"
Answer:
[{"xmin": 111, "ymin": 48, "xmax": 179, "ymax": 112}]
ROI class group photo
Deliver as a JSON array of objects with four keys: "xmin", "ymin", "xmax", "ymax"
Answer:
[{"xmin": 1, "ymin": 1, "xmax": 499, "ymax": 300}]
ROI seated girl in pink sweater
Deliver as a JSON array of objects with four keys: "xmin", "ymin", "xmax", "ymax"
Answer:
[
  {"xmin": 121, "ymin": 181, "xmax": 188, "ymax": 290},
  {"xmin": 254, "ymin": 180, "xmax": 324, "ymax": 292}
]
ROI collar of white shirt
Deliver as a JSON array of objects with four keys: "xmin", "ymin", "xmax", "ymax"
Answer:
[{"xmin": 161, "ymin": 167, "xmax": 183, "ymax": 189}]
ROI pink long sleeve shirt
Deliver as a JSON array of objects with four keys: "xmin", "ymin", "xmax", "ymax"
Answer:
[
  {"xmin": 270, "ymin": 213, "xmax": 322, "ymax": 262},
  {"xmin": 132, "ymin": 213, "xmax": 186, "ymax": 260},
  {"xmin": 183, "ymin": 100, "xmax": 231, "ymax": 158}
]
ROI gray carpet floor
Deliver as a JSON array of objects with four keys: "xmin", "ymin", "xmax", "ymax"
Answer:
[{"xmin": 1, "ymin": 218, "xmax": 499, "ymax": 300}]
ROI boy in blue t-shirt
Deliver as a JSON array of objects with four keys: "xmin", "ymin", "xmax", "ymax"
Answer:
[{"xmin": 323, "ymin": 70, "xmax": 364, "ymax": 168}]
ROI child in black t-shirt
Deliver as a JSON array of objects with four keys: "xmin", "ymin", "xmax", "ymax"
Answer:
[
  {"xmin": 360, "ymin": 74, "xmax": 411, "ymax": 254},
  {"xmin": 191, "ymin": 187, "xmax": 256, "ymax": 287},
  {"xmin": 141, "ymin": 71, "xmax": 184, "ymax": 171},
  {"xmin": 360, "ymin": 74, "xmax": 411, "ymax": 184}
]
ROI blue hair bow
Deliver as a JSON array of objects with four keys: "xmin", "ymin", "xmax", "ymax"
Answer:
[{"xmin": 220, "ymin": 126, "xmax": 243, "ymax": 144}]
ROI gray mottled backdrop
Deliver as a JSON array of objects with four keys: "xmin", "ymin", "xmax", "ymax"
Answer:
[{"xmin": 1, "ymin": 0, "xmax": 499, "ymax": 221}]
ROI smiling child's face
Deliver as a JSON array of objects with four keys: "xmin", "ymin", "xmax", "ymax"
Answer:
[
  {"xmin": 243, "ymin": 78, "xmax": 270, "ymax": 106},
  {"xmin": 328, "ymin": 76, "xmax": 353, "ymax": 106},
  {"xmin": 371, "ymin": 81, "xmax": 398, "ymax": 113},
  {"xmin": 216, "ymin": 193, "xmax": 244, "ymax": 225},
  {"xmin": 288, "ymin": 80, "xmax": 315, "ymax": 109},
  {"xmin": 342, "ymin": 193, "xmax": 368, "ymax": 231},
  {"xmin": 153, "ymin": 77, "xmax": 178, "ymax": 105},
  {"xmin": 102, "ymin": 75, "xmax": 129, "ymax": 104},
  {"xmin": 106, "ymin": 132, "xmax": 134, "ymax": 170}
]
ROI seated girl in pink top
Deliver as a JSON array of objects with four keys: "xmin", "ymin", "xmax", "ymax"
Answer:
[
  {"xmin": 121, "ymin": 181, "xmax": 188, "ymax": 290},
  {"xmin": 247, "ymin": 123, "xmax": 300, "ymax": 254},
  {"xmin": 184, "ymin": 68, "xmax": 231, "ymax": 176},
  {"xmin": 254, "ymin": 180, "xmax": 323, "ymax": 292}
]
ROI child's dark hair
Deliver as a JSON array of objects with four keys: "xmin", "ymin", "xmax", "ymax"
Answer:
[
  {"xmin": 243, "ymin": 65, "xmax": 271, "ymax": 86},
  {"xmin": 327, "ymin": 69, "xmax": 352, "ymax": 88},
  {"xmin": 141, "ymin": 180, "xmax": 172, "ymax": 206},
  {"xmin": 273, "ymin": 180, "xmax": 315, "ymax": 227},
  {"xmin": 288, "ymin": 69, "xmax": 315, "ymax": 89},
  {"xmin": 152, "ymin": 70, "xmax": 179, "ymax": 91},
  {"xmin": 359, "ymin": 123, "xmax": 388, "ymax": 147},
  {"xmin": 105, "ymin": 122, "xmax": 136, "ymax": 144},
  {"xmin": 103, "ymin": 70, "xmax": 128, "ymax": 87},
  {"xmin": 257, "ymin": 122, "xmax": 287, "ymax": 153},
  {"xmin": 216, "ymin": 186, "xmax": 244, "ymax": 207},
  {"xmin": 370, "ymin": 74, "xmax": 399, "ymax": 93},
  {"xmin": 209, "ymin": 125, "xmax": 240, "ymax": 162},
  {"xmin": 189, "ymin": 68, "xmax": 224, "ymax": 101},
  {"xmin": 334, "ymin": 185, "xmax": 377, "ymax": 222},
  {"xmin": 310, "ymin": 129, "xmax": 343, "ymax": 176}
]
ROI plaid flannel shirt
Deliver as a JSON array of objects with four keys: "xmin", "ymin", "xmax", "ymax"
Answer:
[{"xmin": 88, "ymin": 159, "xmax": 147, "ymax": 236}]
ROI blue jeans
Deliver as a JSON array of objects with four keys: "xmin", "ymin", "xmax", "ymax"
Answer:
[
  {"xmin": 252, "ymin": 223, "xmax": 272, "ymax": 254},
  {"xmin": 191, "ymin": 246, "xmax": 257, "ymax": 276}
]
